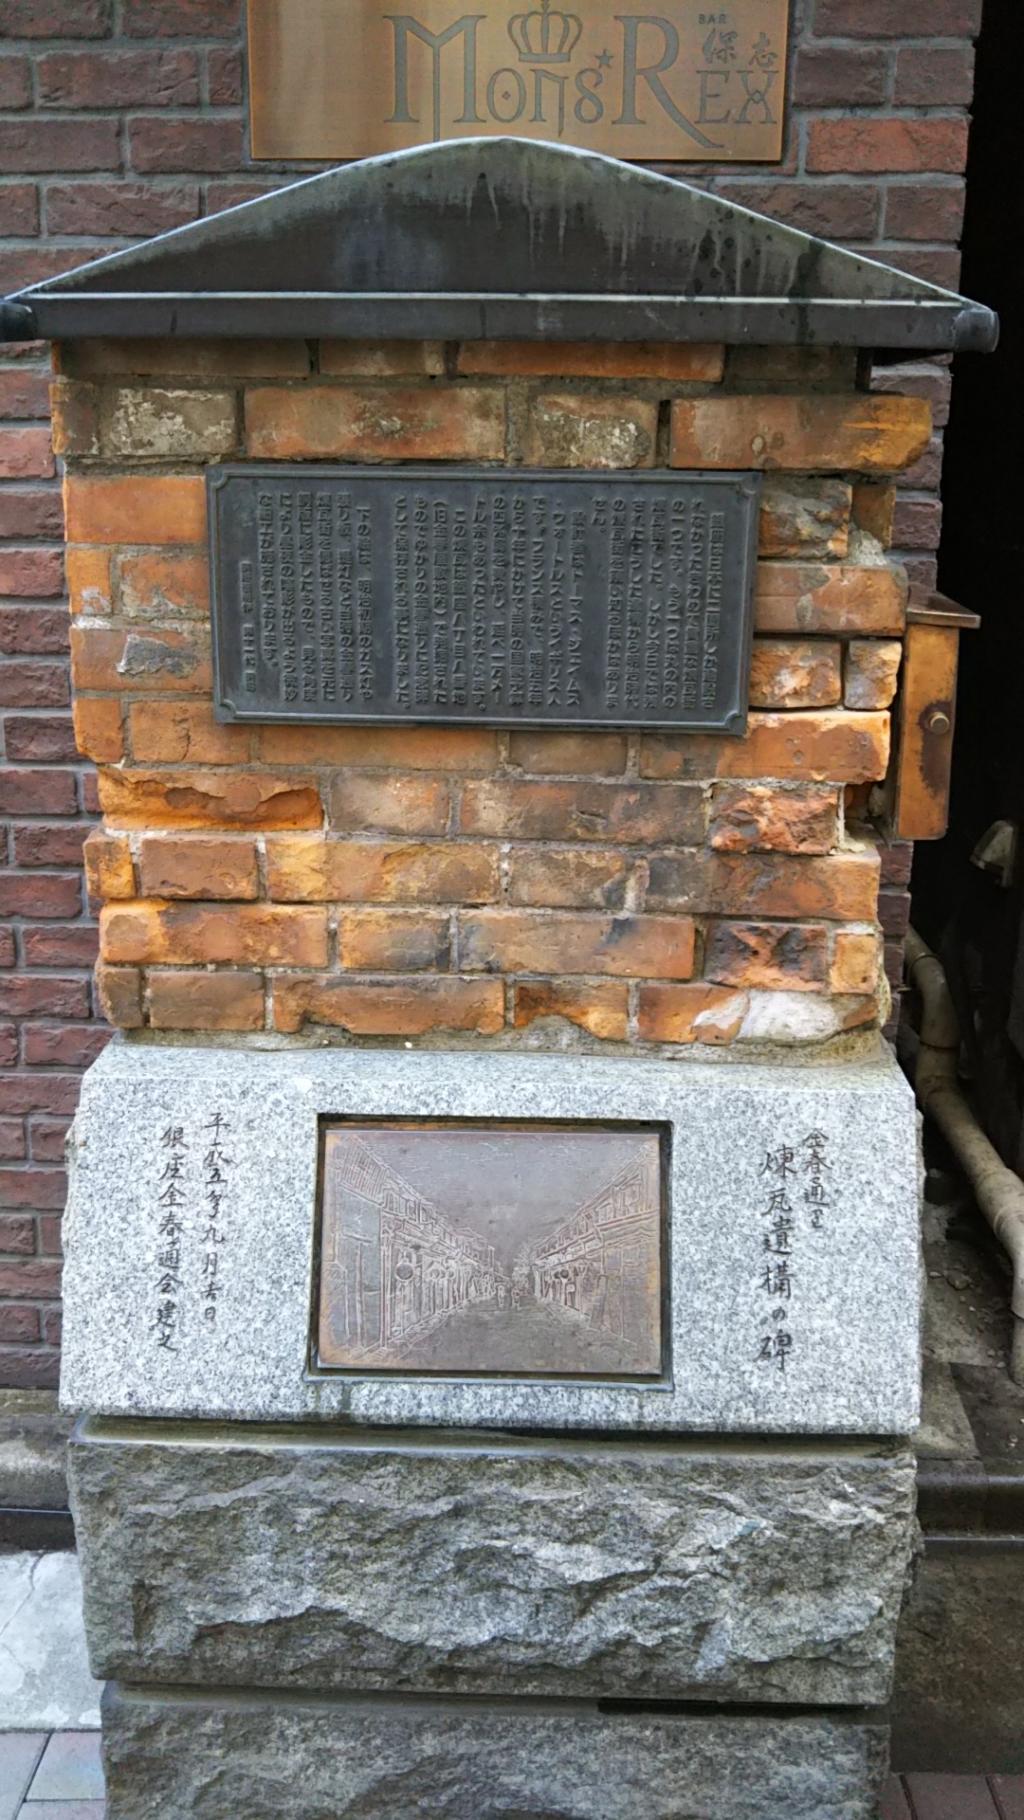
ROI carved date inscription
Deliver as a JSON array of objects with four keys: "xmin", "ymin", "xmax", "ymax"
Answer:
[{"xmin": 209, "ymin": 466, "xmax": 759, "ymax": 731}]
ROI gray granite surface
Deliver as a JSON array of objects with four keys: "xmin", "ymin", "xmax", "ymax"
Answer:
[
  {"xmin": 100, "ymin": 1684, "xmax": 890, "ymax": 1820},
  {"xmin": 60, "ymin": 1039, "xmax": 921, "ymax": 1432},
  {"xmin": 69, "ymin": 1422, "xmax": 914, "ymax": 1705}
]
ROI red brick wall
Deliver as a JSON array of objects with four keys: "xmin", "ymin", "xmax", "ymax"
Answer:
[{"xmin": 0, "ymin": 0, "xmax": 979, "ymax": 1387}]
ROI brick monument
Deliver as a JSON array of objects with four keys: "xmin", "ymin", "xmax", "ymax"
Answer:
[
  {"xmin": 0, "ymin": 136, "xmax": 996, "ymax": 1815},
  {"xmin": 0, "ymin": 0, "xmax": 983, "ymax": 1392}
]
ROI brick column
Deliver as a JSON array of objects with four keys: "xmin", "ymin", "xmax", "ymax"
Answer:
[{"xmin": 0, "ymin": 0, "xmax": 979, "ymax": 1384}]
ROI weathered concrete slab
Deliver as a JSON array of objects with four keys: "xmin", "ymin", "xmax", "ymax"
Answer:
[
  {"xmin": 100, "ymin": 1683, "xmax": 890, "ymax": 1820},
  {"xmin": 69, "ymin": 1423, "xmax": 914, "ymax": 1705},
  {"xmin": 60, "ymin": 1039, "xmax": 921, "ymax": 1433}
]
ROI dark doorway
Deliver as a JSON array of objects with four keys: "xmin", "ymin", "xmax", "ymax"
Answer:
[{"xmin": 910, "ymin": 0, "xmax": 1024, "ymax": 1165}]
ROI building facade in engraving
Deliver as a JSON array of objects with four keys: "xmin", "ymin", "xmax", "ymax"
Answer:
[
  {"xmin": 319, "ymin": 1127, "xmax": 661, "ymax": 1374},
  {"xmin": 322, "ymin": 1132, "xmax": 499, "ymax": 1356},
  {"xmin": 526, "ymin": 1151, "xmax": 660, "ymax": 1346}
]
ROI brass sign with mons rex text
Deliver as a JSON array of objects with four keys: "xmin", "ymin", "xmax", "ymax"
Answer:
[{"xmin": 247, "ymin": 0, "xmax": 789, "ymax": 163}]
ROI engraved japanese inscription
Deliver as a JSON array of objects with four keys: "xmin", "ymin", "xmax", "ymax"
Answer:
[
  {"xmin": 247, "ymin": 0, "xmax": 790, "ymax": 163},
  {"xmin": 317, "ymin": 1123, "xmax": 664, "ymax": 1377},
  {"xmin": 209, "ymin": 467, "xmax": 759, "ymax": 732}
]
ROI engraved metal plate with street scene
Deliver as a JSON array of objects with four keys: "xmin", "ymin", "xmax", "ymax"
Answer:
[
  {"xmin": 247, "ymin": 0, "xmax": 790, "ymax": 163},
  {"xmin": 209, "ymin": 467, "xmax": 759, "ymax": 733},
  {"xmin": 317, "ymin": 1122, "xmax": 664, "ymax": 1377}
]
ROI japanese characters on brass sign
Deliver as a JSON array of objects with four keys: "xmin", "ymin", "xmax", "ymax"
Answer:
[
  {"xmin": 247, "ymin": 0, "xmax": 789, "ymax": 163},
  {"xmin": 317, "ymin": 1123, "xmax": 664, "ymax": 1378}
]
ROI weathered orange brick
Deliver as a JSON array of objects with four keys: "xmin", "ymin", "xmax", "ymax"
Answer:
[
  {"xmin": 844, "ymin": 639, "xmax": 902, "ymax": 709},
  {"xmin": 525, "ymin": 393, "xmax": 657, "ymax": 468},
  {"xmin": 319, "ymin": 341, "xmax": 444, "ymax": 376},
  {"xmin": 137, "ymin": 834, "xmax": 260, "ymax": 901},
  {"xmin": 759, "ymin": 479, "xmax": 852, "ymax": 560},
  {"xmin": 637, "ymin": 983, "xmax": 748, "ymax": 1045},
  {"xmin": 339, "ymin": 909, "xmax": 450, "ymax": 972},
  {"xmin": 646, "ymin": 849, "xmax": 880, "ymax": 921},
  {"xmin": 459, "ymin": 778, "xmax": 704, "ymax": 844},
  {"xmin": 459, "ymin": 910, "xmax": 695, "ymax": 979},
  {"xmin": 61, "ymin": 338, "xmax": 310, "ymax": 379},
  {"xmin": 128, "ymin": 700, "xmax": 249, "ymax": 765},
  {"xmin": 50, "ymin": 377, "xmax": 99, "ymax": 456},
  {"xmin": 245, "ymin": 385, "xmax": 505, "ymax": 462},
  {"xmin": 83, "ymin": 830, "xmax": 134, "ymax": 902},
  {"xmin": 708, "ymin": 784, "xmax": 838, "ymax": 855},
  {"xmin": 507, "ymin": 731, "xmax": 627, "ymax": 775},
  {"xmin": 98, "ymin": 768, "xmax": 322, "ymax": 830},
  {"xmin": 670, "ymin": 395, "xmax": 932, "ymax": 473},
  {"xmin": 640, "ymin": 712, "xmax": 890, "ymax": 785},
  {"xmin": 66, "ymin": 545, "xmax": 112, "ymax": 617},
  {"xmin": 265, "ymin": 836, "xmax": 499, "ymax": 904},
  {"xmin": 755, "ymin": 563, "xmax": 907, "ymax": 635},
  {"xmin": 117, "ymin": 551, "xmax": 210, "ymax": 620},
  {"xmin": 0, "ymin": 427, "xmax": 54, "ymax": 481},
  {"xmin": 705, "ymin": 920, "xmax": 828, "ymax": 990},
  {"xmin": 852, "ymin": 482, "xmax": 897, "ymax": 547},
  {"xmin": 272, "ymin": 975, "xmax": 504, "ymax": 1037},
  {"xmin": 513, "ymin": 980, "xmax": 629, "ymax": 1041},
  {"xmin": 73, "ymin": 695, "xmax": 123, "ymax": 763},
  {"xmin": 96, "ymin": 385, "xmax": 237, "ymax": 460},
  {"xmin": 750, "ymin": 639, "xmax": 842, "ymax": 709},
  {"xmin": 71, "ymin": 624, "xmax": 212, "ymax": 694},
  {"xmin": 727, "ymin": 347, "xmax": 859, "ymax": 389},
  {"xmin": 329, "ymin": 773, "xmax": 449, "ymax": 836},
  {"xmin": 807, "ymin": 116, "xmax": 968, "ymax": 176},
  {"xmin": 100, "ymin": 901, "xmax": 328, "ymax": 967},
  {"xmin": 63, "ymin": 473, "xmax": 207, "ymax": 544},
  {"xmin": 830, "ymin": 929, "xmax": 883, "ymax": 996},
  {"xmin": 258, "ymin": 724, "xmax": 496, "ymax": 771},
  {"xmin": 507, "ymin": 848, "xmax": 630, "ymax": 911},
  {"xmin": 95, "ymin": 962, "xmax": 143, "ymax": 1029},
  {"xmin": 147, "ymin": 968, "xmax": 264, "ymax": 1031},
  {"xmin": 458, "ymin": 342, "xmax": 725, "ymax": 381}
]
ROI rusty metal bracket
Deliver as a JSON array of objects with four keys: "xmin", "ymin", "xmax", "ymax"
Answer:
[{"xmin": 892, "ymin": 589, "xmax": 981, "ymax": 842}]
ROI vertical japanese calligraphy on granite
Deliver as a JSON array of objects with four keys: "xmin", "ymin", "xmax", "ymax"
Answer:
[
  {"xmin": 756, "ymin": 1131, "xmax": 834, "ymax": 1377},
  {"xmin": 201, "ymin": 1113, "xmax": 232, "ymax": 1330},
  {"xmin": 150, "ymin": 1111, "xmax": 232, "ymax": 1348},
  {"xmin": 154, "ymin": 1124, "xmax": 189, "ymax": 1354}
]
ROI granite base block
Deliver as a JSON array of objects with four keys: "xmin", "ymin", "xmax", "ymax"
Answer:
[
  {"xmin": 61, "ymin": 1039, "xmax": 921, "ymax": 1434},
  {"xmin": 70, "ymin": 1422, "xmax": 915, "ymax": 1706},
  {"xmin": 100, "ymin": 1684, "xmax": 891, "ymax": 1820}
]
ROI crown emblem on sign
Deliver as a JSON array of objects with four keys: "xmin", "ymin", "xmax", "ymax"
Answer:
[{"xmin": 508, "ymin": 0, "xmax": 583, "ymax": 63}]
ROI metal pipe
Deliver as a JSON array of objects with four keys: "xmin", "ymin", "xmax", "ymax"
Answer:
[{"xmin": 906, "ymin": 926, "xmax": 1024, "ymax": 1383}]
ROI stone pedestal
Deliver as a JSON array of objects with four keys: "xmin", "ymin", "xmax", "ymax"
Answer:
[
  {"xmin": 69, "ymin": 1425, "xmax": 915, "ymax": 1705},
  {"xmin": 35, "ymin": 135, "xmax": 964, "ymax": 1813},
  {"xmin": 59, "ymin": 1038, "xmax": 920, "ymax": 1817},
  {"xmin": 100, "ymin": 1685, "xmax": 891, "ymax": 1820}
]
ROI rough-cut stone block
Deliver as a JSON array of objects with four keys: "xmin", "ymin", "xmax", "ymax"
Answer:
[
  {"xmin": 70, "ymin": 1424, "xmax": 915, "ymax": 1705},
  {"xmin": 100, "ymin": 1684, "xmax": 890, "ymax": 1820},
  {"xmin": 60, "ymin": 1041, "xmax": 921, "ymax": 1432}
]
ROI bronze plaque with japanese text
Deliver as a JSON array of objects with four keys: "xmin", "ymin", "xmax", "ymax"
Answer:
[
  {"xmin": 209, "ymin": 466, "xmax": 759, "ymax": 733},
  {"xmin": 247, "ymin": 0, "xmax": 789, "ymax": 163},
  {"xmin": 317, "ymin": 1123, "xmax": 664, "ymax": 1377}
]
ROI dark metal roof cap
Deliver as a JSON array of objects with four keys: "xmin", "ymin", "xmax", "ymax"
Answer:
[{"xmin": 0, "ymin": 137, "xmax": 998, "ymax": 352}]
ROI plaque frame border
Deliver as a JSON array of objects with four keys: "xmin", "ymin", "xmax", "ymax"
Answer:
[
  {"xmin": 206, "ymin": 464, "xmax": 761, "ymax": 736},
  {"xmin": 309, "ymin": 1114, "xmax": 671, "ymax": 1387}
]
